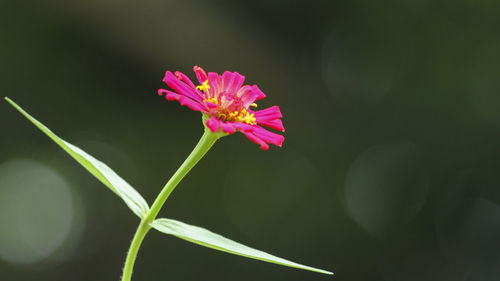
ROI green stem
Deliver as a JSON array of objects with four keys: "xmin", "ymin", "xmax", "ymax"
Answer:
[
  {"xmin": 121, "ymin": 220, "xmax": 151, "ymax": 281},
  {"xmin": 121, "ymin": 127, "xmax": 222, "ymax": 281}
]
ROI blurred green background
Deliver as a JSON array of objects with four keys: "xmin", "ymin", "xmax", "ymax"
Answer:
[{"xmin": 2, "ymin": 0, "xmax": 500, "ymax": 280}]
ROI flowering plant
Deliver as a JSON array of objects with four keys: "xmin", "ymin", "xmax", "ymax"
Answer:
[{"xmin": 5, "ymin": 66, "xmax": 332, "ymax": 280}]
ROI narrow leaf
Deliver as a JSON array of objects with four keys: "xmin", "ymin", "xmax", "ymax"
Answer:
[
  {"xmin": 152, "ymin": 218, "xmax": 333, "ymax": 275},
  {"xmin": 5, "ymin": 97, "xmax": 149, "ymax": 218}
]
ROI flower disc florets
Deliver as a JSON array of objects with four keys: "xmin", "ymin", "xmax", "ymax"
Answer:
[{"xmin": 158, "ymin": 66, "xmax": 285, "ymax": 150}]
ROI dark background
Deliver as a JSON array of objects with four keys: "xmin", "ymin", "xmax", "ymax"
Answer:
[{"xmin": 1, "ymin": 0, "xmax": 500, "ymax": 280}]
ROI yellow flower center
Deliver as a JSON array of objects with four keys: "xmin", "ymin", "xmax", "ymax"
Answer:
[
  {"xmin": 222, "ymin": 108, "xmax": 256, "ymax": 125},
  {"xmin": 196, "ymin": 80, "xmax": 210, "ymax": 92},
  {"xmin": 204, "ymin": 97, "xmax": 218, "ymax": 104}
]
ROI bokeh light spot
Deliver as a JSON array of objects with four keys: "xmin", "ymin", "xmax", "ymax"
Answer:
[
  {"xmin": 0, "ymin": 159, "xmax": 80, "ymax": 265},
  {"xmin": 344, "ymin": 142, "xmax": 428, "ymax": 237},
  {"xmin": 436, "ymin": 171, "xmax": 500, "ymax": 280}
]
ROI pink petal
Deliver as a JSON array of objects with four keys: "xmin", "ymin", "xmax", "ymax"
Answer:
[
  {"xmin": 250, "ymin": 85, "xmax": 267, "ymax": 101},
  {"xmin": 252, "ymin": 126, "xmax": 284, "ymax": 147},
  {"xmin": 205, "ymin": 116, "xmax": 222, "ymax": 133},
  {"xmin": 242, "ymin": 131, "xmax": 270, "ymax": 150},
  {"xmin": 230, "ymin": 122, "xmax": 255, "ymax": 133},
  {"xmin": 207, "ymin": 72, "xmax": 222, "ymax": 97},
  {"xmin": 193, "ymin": 65, "xmax": 208, "ymax": 84},
  {"xmin": 222, "ymin": 71, "xmax": 245, "ymax": 95},
  {"xmin": 204, "ymin": 101, "xmax": 218, "ymax": 109},
  {"xmin": 254, "ymin": 106, "xmax": 282, "ymax": 121},
  {"xmin": 222, "ymin": 71, "xmax": 234, "ymax": 91},
  {"xmin": 158, "ymin": 89, "xmax": 206, "ymax": 112},
  {"xmin": 163, "ymin": 71, "xmax": 203, "ymax": 102},
  {"xmin": 236, "ymin": 85, "xmax": 252, "ymax": 98},
  {"xmin": 220, "ymin": 122, "xmax": 237, "ymax": 134},
  {"xmin": 175, "ymin": 71, "xmax": 196, "ymax": 88},
  {"xmin": 254, "ymin": 106, "xmax": 285, "ymax": 131},
  {"xmin": 205, "ymin": 116, "xmax": 235, "ymax": 134},
  {"xmin": 204, "ymin": 116, "xmax": 259, "ymax": 135},
  {"xmin": 239, "ymin": 85, "xmax": 267, "ymax": 108},
  {"xmin": 257, "ymin": 118, "xmax": 285, "ymax": 132}
]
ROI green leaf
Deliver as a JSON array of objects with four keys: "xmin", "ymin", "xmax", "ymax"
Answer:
[
  {"xmin": 151, "ymin": 218, "xmax": 333, "ymax": 275},
  {"xmin": 5, "ymin": 97, "xmax": 149, "ymax": 218}
]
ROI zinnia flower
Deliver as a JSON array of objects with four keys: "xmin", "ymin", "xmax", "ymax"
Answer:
[{"xmin": 158, "ymin": 66, "xmax": 285, "ymax": 150}]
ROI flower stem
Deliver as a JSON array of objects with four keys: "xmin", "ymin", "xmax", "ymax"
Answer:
[
  {"xmin": 121, "ymin": 220, "xmax": 151, "ymax": 281},
  {"xmin": 121, "ymin": 128, "xmax": 221, "ymax": 281}
]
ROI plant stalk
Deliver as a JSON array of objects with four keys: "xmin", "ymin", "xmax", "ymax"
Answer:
[{"xmin": 121, "ymin": 128, "xmax": 221, "ymax": 281}]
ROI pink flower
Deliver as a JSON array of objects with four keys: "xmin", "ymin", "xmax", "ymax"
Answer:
[{"xmin": 158, "ymin": 66, "xmax": 285, "ymax": 150}]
